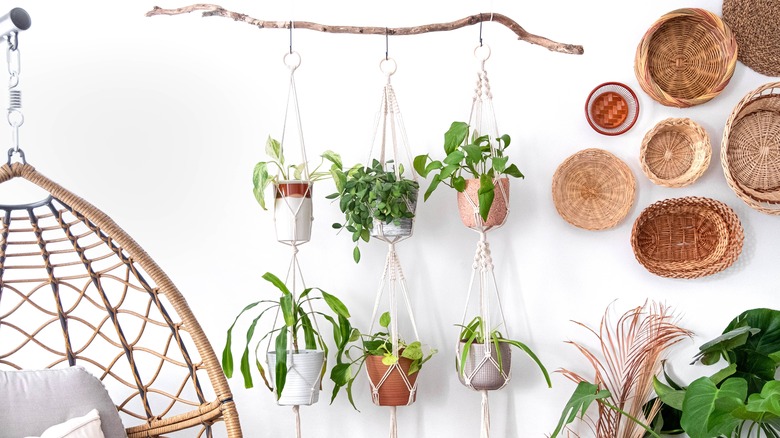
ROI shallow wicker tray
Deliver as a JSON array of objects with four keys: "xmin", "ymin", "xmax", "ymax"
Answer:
[
  {"xmin": 631, "ymin": 197, "xmax": 743, "ymax": 279},
  {"xmin": 722, "ymin": 82, "xmax": 780, "ymax": 215},
  {"xmin": 585, "ymin": 82, "xmax": 640, "ymax": 136},
  {"xmin": 640, "ymin": 118, "xmax": 711, "ymax": 187},
  {"xmin": 635, "ymin": 8, "xmax": 737, "ymax": 108},
  {"xmin": 552, "ymin": 148, "xmax": 636, "ymax": 231}
]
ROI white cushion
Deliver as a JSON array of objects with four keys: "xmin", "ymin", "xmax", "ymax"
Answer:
[
  {"xmin": 0, "ymin": 367, "xmax": 127, "ymax": 438},
  {"xmin": 25, "ymin": 409, "xmax": 105, "ymax": 438}
]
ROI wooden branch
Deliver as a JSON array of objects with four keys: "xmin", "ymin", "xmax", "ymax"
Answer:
[{"xmin": 146, "ymin": 4, "xmax": 584, "ymax": 55}]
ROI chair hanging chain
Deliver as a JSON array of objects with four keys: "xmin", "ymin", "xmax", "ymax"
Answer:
[{"xmin": 6, "ymin": 31, "xmax": 25, "ymax": 164}]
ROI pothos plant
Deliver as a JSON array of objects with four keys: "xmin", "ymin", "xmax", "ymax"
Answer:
[
  {"xmin": 329, "ymin": 312, "xmax": 437, "ymax": 409},
  {"xmin": 457, "ymin": 316, "xmax": 551, "ymax": 387},
  {"xmin": 253, "ymin": 135, "xmax": 342, "ymax": 210},
  {"xmin": 327, "ymin": 159, "xmax": 419, "ymax": 263},
  {"xmin": 220, "ymin": 272, "xmax": 357, "ymax": 401},
  {"xmin": 413, "ymin": 121, "xmax": 523, "ymax": 222}
]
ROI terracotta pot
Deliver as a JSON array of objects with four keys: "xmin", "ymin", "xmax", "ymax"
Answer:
[
  {"xmin": 370, "ymin": 189, "xmax": 418, "ymax": 239},
  {"xmin": 456, "ymin": 341, "xmax": 511, "ymax": 391},
  {"xmin": 457, "ymin": 178, "xmax": 510, "ymax": 229},
  {"xmin": 365, "ymin": 354, "xmax": 419, "ymax": 406},
  {"xmin": 273, "ymin": 181, "xmax": 313, "ymax": 244},
  {"xmin": 267, "ymin": 349, "xmax": 324, "ymax": 406}
]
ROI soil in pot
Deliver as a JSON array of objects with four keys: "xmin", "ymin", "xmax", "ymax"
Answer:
[
  {"xmin": 274, "ymin": 181, "xmax": 313, "ymax": 244},
  {"xmin": 365, "ymin": 354, "xmax": 419, "ymax": 406},
  {"xmin": 267, "ymin": 349, "xmax": 324, "ymax": 406},
  {"xmin": 457, "ymin": 178, "xmax": 510, "ymax": 229},
  {"xmin": 457, "ymin": 341, "xmax": 511, "ymax": 391}
]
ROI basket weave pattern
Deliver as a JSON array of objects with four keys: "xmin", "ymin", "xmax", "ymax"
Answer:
[
  {"xmin": 640, "ymin": 118, "xmax": 711, "ymax": 187},
  {"xmin": 721, "ymin": 82, "xmax": 780, "ymax": 215},
  {"xmin": 635, "ymin": 8, "xmax": 737, "ymax": 108},
  {"xmin": 631, "ymin": 197, "xmax": 743, "ymax": 279},
  {"xmin": 722, "ymin": 0, "xmax": 780, "ymax": 77}
]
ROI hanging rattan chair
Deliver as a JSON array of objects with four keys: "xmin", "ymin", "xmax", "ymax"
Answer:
[{"xmin": 0, "ymin": 161, "xmax": 242, "ymax": 437}]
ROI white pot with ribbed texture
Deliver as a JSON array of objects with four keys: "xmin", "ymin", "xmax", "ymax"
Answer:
[{"xmin": 267, "ymin": 350, "xmax": 324, "ymax": 406}]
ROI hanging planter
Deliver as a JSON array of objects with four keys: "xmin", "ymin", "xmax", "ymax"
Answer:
[
  {"xmin": 366, "ymin": 354, "xmax": 419, "ymax": 406},
  {"xmin": 274, "ymin": 180, "xmax": 313, "ymax": 244},
  {"xmin": 457, "ymin": 341, "xmax": 511, "ymax": 391},
  {"xmin": 457, "ymin": 178, "xmax": 510, "ymax": 229},
  {"xmin": 371, "ymin": 188, "xmax": 418, "ymax": 239},
  {"xmin": 267, "ymin": 350, "xmax": 324, "ymax": 406}
]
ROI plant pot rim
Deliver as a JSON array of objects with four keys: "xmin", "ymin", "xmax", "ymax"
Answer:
[
  {"xmin": 275, "ymin": 180, "xmax": 312, "ymax": 185},
  {"xmin": 267, "ymin": 349, "xmax": 323, "ymax": 356}
]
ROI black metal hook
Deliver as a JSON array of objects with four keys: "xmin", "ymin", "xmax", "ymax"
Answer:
[
  {"xmin": 385, "ymin": 27, "xmax": 389, "ymax": 60},
  {"xmin": 479, "ymin": 13, "xmax": 483, "ymax": 47},
  {"xmin": 289, "ymin": 21, "xmax": 293, "ymax": 54}
]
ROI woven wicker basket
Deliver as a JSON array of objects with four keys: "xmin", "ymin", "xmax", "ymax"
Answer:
[
  {"xmin": 635, "ymin": 8, "xmax": 737, "ymax": 108},
  {"xmin": 640, "ymin": 118, "xmax": 711, "ymax": 188},
  {"xmin": 631, "ymin": 197, "xmax": 743, "ymax": 279},
  {"xmin": 552, "ymin": 148, "xmax": 636, "ymax": 231},
  {"xmin": 721, "ymin": 82, "xmax": 780, "ymax": 215}
]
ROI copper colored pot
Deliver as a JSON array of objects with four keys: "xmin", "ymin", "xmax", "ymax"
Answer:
[
  {"xmin": 365, "ymin": 355, "xmax": 419, "ymax": 406},
  {"xmin": 275, "ymin": 181, "xmax": 312, "ymax": 198},
  {"xmin": 457, "ymin": 178, "xmax": 510, "ymax": 229}
]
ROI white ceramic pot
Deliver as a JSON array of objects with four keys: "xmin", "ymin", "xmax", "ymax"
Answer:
[
  {"xmin": 267, "ymin": 349, "xmax": 324, "ymax": 406},
  {"xmin": 370, "ymin": 189, "xmax": 418, "ymax": 239},
  {"xmin": 456, "ymin": 341, "xmax": 511, "ymax": 391},
  {"xmin": 274, "ymin": 181, "xmax": 313, "ymax": 244}
]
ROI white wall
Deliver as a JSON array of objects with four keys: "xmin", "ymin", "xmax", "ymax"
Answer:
[{"xmin": 5, "ymin": 0, "xmax": 779, "ymax": 436}]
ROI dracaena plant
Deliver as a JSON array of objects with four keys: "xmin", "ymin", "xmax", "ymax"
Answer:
[
  {"xmin": 253, "ymin": 135, "xmax": 342, "ymax": 210},
  {"xmin": 456, "ymin": 316, "xmax": 551, "ymax": 387},
  {"xmin": 220, "ymin": 272, "xmax": 357, "ymax": 402},
  {"xmin": 413, "ymin": 121, "xmax": 523, "ymax": 222},
  {"xmin": 327, "ymin": 159, "xmax": 419, "ymax": 263}
]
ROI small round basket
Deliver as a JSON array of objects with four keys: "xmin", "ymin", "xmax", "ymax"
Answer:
[
  {"xmin": 585, "ymin": 82, "xmax": 640, "ymax": 136},
  {"xmin": 635, "ymin": 8, "xmax": 737, "ymax": 108},
  {"xmin": 640, "ymin": 118, "xmax": 711, "ymax": 188},
  {"xmin": 721, "ymin": 82, "xmax": 780, "ymax": 215},
  {"xmin": 552, "ymin": 148, "xmax": 636, "ymax": 231},
  {"xmin": 631, "ymin": 197, "xmax": 743, "ymax": 279}
]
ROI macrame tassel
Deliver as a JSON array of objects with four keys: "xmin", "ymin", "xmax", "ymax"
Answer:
[
  {"xmin": 293, "ymin": 405, "xmax": 301, "ymax": 438},
  {"xmin": 480, "ymin": 390, "xmax": 490, "ymax": 438},
  {"xmin": 389, "ymin": 406, "xmax": 398, "ymax": 438}
]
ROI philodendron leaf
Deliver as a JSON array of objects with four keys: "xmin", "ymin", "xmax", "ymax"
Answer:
[
  {"xmin": 452, "ymin": 176, "xmax": 466, "ymax": 192},
  {"xmin": 745, "ymin": 380, "xmax": 780, "ymax": 417},
  {"xmin": 402, "ymin": 341, "xmax": 423, "ymax": 361},
  {"xmin": 443, "ymin": 150, "xmax": 465, "ymax": 166},
  {"xmin": 413, "ymin": 154, "xmax": 429, "ymax": 177},
  {"xmin": 253, "ymin": 162, "xmax": 270, "ymax": 210},
  {"xmin": 444, "ymin": 121, "xmax": 469, "ymax": 155},
  {"xmin": 498, "ymin": 134, "xmax": 511, "ymax": 148},
  {"xmin": 680, "ymin": 376, "xmax": 746, "ymax": 438},
  {"xmin": 477, "ymin": 174, "xmax": 495, "ymax": 222},
  {"xmin": 423, "ymin": 174, "xmax": 441, "ymax": 201},
  {"xmin": 321, "ymin": 150, "xmax": 342, "ymax": 170},
  {"xmin": 654, "ymin": 375, "xmax": 685, "ymax": 411},
  {"xmin": 379, "ymin": 311, "xmax": 391, "ymax": 329},
  {"xmin": 382, "ymin": 352, "xmax": 398, "ymax": 366},
  {"xmin": 504, "ymin": 164, "xmax": 524, "ymax": 179},
  {"xmin": 266, "ymin": 136, "xmax": 283, "ymax": 164},
  {"xmin": 550, "ymin": 381, "xmax": 611, "ymax": 438},
  {"xmin": 292, "ymin": 163, "xmax": 305, "ymax": 180},
  {"xmin": 693, "ymin": 326, "xmax": 760, "ymax": 365}
]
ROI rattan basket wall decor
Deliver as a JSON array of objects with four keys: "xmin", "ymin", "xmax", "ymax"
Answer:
[
  {"xmin": 640, "ymin": 118, "xmax": 711, "ymax": 188},
  {"xmin": 722, "ymin": 0, "xmax": 780, "ymax": 77},
  {"xmin": 631, "ymin": 197, "xmax": 744, "ymax": 279},
  {"xmin": 585, "ymin": 82, "xmax": 640, "ymax": 136},
  {"xmin": 721, "ymin": 82, "xmax": 780, "ymax": 215},
  {"xmin": 552, "ymin": 148, "xmax": 636, "ymax": 231},
  {"xmin": 635, "ymin": 8, "xmax": 738, "ymax": 108}
]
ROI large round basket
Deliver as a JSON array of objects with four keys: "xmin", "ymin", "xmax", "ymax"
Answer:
[
  {"xmin": 722, "ymin": 0, "xmax": 780, "ymax": 77},
  {"xmin": 640, "ymin": 118, "xmax": 711, "ymax": 188},
  {"xmin": 552, "ymin": 148, "xmax": 636, "ymax": 231},
  {"xmin": 635, "ymin": 8, "xmax": 737, "ymax": 108},
  {"xmin": 631, "ymin": 197, "xmax": 743, "ymax": 279},
  {"xmin": 721, "ymin": 82, "xmax": 780, "ymax": 215}
]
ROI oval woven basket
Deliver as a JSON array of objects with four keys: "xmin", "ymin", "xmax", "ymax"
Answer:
[
  {"xmin": 721, "ymin": 82, "xmax": 780, "ymax": 215},
  {"xmin": 631, "ymin": 197, "xmax": 743, "ymax": 279},
  {"xmin": 640, "ymin": 118, "xmax": 711, "ymax": 188},
  {"xmin": 635, "ymin": 8, "xmax": 737, "ymax": 108},
  {"xmin": 552, "ymin": 148, "xmax": 636, "ymax": 231}
]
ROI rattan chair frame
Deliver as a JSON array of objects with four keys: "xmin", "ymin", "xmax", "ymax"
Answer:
[
  {"xmin": 0, "ymin": 162, "xmax": 242, "ymax": 437},
  {"xmin": 640, "ymin": 118, "xmax": 711, "ymax": 188}
]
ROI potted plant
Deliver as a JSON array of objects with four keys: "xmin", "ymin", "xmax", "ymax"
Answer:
[
  {"xmin": 253, "ymin": 136, "xmax": 341, "ymax": 243},
  {"xmin": 413, "ymin": 121, "xmax": 524, "ymax": 228},
  {"xmin": 327, "ymin": 159, "xmax": 419, "ymax": 263},
  {"xmin": 330, "ymin": 312, "xmax": 436, "ymax": 407},
  {"xmin": 220, "ymin": 272, "xmax": 355, "ymax": 406},
  {"xmin": 456, "ymin": 316, "xmax": 551, "ymax": 391}
]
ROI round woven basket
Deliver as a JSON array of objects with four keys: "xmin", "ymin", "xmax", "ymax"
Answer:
[
  {"xmin": 631, "ymin": 197, "xmax": 743, "ymax": 279},
  {"xmin": 585, "ymin": 82, "xmax": 640, "ymax": 136},
  {"xmin": 640, "ymin": 118, "xmax": 711, "ymax": 188},
  {"xmin": 722, "ymin": 0, "xmax": 780, "ymax": 77},
  {"xmin": 721, "ymin": 82, "xmax": 780, "ymax": 215},
  {"xmin": 635, "ymin": 8, "xmax": 738, "ymax": 108},
  {"xmin": 552, "ymin": 148, "xmax": 636, "ymax": 231}
]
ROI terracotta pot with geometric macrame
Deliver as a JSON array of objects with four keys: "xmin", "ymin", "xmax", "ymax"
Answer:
[{"xmin": 365, "ymin": 355, "xmax": 419, "ymax": 406}]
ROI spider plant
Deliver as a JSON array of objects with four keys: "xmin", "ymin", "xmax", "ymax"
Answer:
[{"xmin": 550, "ymin": 301, "xmax": 692, "ymax": 438}]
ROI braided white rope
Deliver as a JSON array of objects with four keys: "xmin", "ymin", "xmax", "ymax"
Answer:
[{"xmin": 280, "ymin": 50, "xmax": 310, "ymax": 180}]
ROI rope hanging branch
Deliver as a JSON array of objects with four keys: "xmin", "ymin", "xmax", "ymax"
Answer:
[{"xmin": 145, "ymin": 4, "xmax": 584, "ymax": 55}]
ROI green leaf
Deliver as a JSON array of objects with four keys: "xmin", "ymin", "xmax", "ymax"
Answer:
[
  {"xmin": 221, "ymin": 301, "xmax": 264, "ymax": 378},
  {"xmin": 379, "ymin": 312, "xmax": 391, "ymax": 329},
  {"xmin": 332, "ymin": 168, "xmax": 346, "ymax": 193},
  {"xmin": 413, "ymin": 154, "xmax": 430, "ymax": 177},
  {"xmin": 321, "ymin": 290, "xmax": 351, "ymax": 319},
  {"xmin": 452, "ymin": 176, "xmax": 466, "ymax": 192},
  {"xmin": 279, "ymin": 293, "xmax": 295, "ymax": 327},
  {"xmin": 503, "ymin": 164, "xmax": 524, "ymax": 179},
  {"xmin": 680, "ymin": 376, "xmax": 746, "ymax": 438},
  {"xmin": 262, "ymin": 272, "xmax": 291, "ymax": 296},
  {"xmin": 265, "ymin": 136, "xmax": 283, "ymax": 164},
  {"xmin": 382, "ymin": 352, "xmax": 398, "ymax": 366},
  {"xmin": 709, "ymin": 363, "xmax": 738, "ymax": 385},
  {"xmin": 423, "ymin": 174, "xmax": 442, "ymax": 201},
  {"xmin": 253, "ymin": 162, "xmax": 270, "ymax": 210},
  {"xmin": 443, "ymin": 150, "xmax": 465, "ymax": 166},
  {"xmin": 498, "ymin": 134, "xmax": 511, "ymax": 148},
  {"xmin": 654, "ymin": 375, "xmax": 685, "ymax": 411},
  {"xmin": 477, "ymin": 174, "xmax": 495, "ymax": 222},
  {"xmin": 274, "ymin": 328, "xmax": 288, "ymax": 399},
  {"xmin": 299, "ymin": 311, "xmax": 317, "ymax": 350},
  {"xmin": 292, "ymin": 163, "xmax": 305, "ymax": 180},
  {"xmin": 440, "ymin": 164, "xmax": 459, "ymax": 179},
  {"xmin": 321, "ymin": 150, "xmax": 342, "ymax": 170},
  {"xmin": 499, "ymin": 339, "xmax": 551, "ymax": 388},
  {"xmin": 353, "ymin": 246, "xmax": 361, "ymax": 263},
  {"xmin": 745, "ymin": 380, "xmax": 780, "ymax": 417},
  {"xmin": 492, "ymin": 156, "xmax": 509, "ymax": 173},
  {"xmin": 401, "ymin": 341, "xmax": 423, "ymax": 361},
  {"xmin": 550, "ymin": 381, "xmax": 611, "ymax": 438},
  {"xmin": 444, "ymin": 121, "xmax": 469, "ymax": 155},
  {"xmin": 694, "ymin": 326, "xmax": 760, "ymax": 365},
  {"xmin": 722, "ymin": 308, "xmax": 780, "ymax": 394},
  {"xmin": 462, "ymin": 143, "xmax": 482, "ymax": 163}
]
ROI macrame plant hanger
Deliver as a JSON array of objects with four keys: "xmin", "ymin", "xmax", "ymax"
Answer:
[
  {"xmin": 457, "ymin": 33, "xmax": 513, "ymax": 438},
  {"xmin": 364, "ymin": 46, "xmax": 422, "ymax": 438},
  {"xmin": 263, "ymin": 34, "xmax": 324, "ymax": 438}
]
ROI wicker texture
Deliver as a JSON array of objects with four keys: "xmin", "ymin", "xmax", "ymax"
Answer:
[
  {"xmin": 552, "ymin": 148, "xmax": 636, "ymax": 231},
  {"xmin": 722, "ymin": 0, "xmax": 780, "ymax": 77},
  {"xmin": 585, "ymin": 82, "xmax": 640, "ymax": 136},
  {"xmin": 721, "ymin": 82, "xmax": 780, "ymax": 214},
  {"xmin": 640, "ymin": 118, "xmax": 711, "ymax": 187},
  {"xmin": 635, "ymin": 8, "xmax": 738, "ymax": 108},
  {"xmin": 0, "ymin": 163, "xmax": 242, "ymax": 438},
  {"xmin": 631, "ymin": 197, "xmax": 743, "ymax": 279}
]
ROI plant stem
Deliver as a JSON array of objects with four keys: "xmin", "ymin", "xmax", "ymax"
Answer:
[{"xmin": 599, "ymin": 400, "xmax": 660, "ymax": 438}]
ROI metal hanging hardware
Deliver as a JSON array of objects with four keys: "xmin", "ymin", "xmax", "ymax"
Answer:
[{"xmin": 2, "ymin": 7, "xmax": 30, "ymax": 165}]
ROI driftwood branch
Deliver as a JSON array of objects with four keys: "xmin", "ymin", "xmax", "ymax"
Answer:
[{"xmin": 146, "ymin": 4, "xmax": 584, "ymax": 55}]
